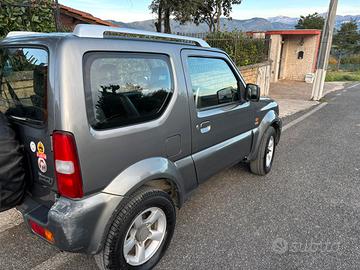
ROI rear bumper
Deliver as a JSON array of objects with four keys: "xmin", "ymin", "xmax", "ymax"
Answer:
[{"xmin": 18, "ymin": 192, "xmax": 123, "ymax": 254}]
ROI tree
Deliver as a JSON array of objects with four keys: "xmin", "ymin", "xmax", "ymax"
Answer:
[
  {"xmin": 149, "ymin": 0, "xmax": 175, "ymax": 33},
  {"xmin": 150, "ymin": 0, "xmax": 242, "ymax": 33},
  {"xmin": 176, "ymin": 0, "xmax": 242, "ymax": 32},
  {"xmin": 332, "ymin": 20, "xmax": 360, "ymax": 68},
  {"xmin": 333, "ymin": 20, "xmax": 360, "ymax": 54},
  {"xmin": 206, "ymin": 31, "xmax": 268, "ymax": 66},
  {"xmin": 0, "ymin": 0, "xmax": 56, "ymax": 38},
  {"xmin": 295, "ymin": 13, "xmax": 325, "ymax": 30},
  {"xmin": 150, "ymin": 0, "xmax": 163, "ymax": 33}
]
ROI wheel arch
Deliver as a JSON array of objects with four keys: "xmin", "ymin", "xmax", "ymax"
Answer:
[
  {"xmin": 248, "ymin": 110, "xmax": 282, "ymax": 161},
  {"xmin": 270, "ymin": 119, "xmax": 282, "ymax": 144},
  {"xmin": 103, "ymin": 157, "xmax": 186, "ymax": 208}
]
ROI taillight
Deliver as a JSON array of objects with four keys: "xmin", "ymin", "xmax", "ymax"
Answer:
[{"xmin": 52, "ymin": 131, "xmax": 83, "ymax": 199}]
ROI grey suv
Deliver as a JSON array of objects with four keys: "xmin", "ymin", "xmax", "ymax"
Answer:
[{"xmin": 0, "ymin": 25, "xmax": 281, "ymax": 270}]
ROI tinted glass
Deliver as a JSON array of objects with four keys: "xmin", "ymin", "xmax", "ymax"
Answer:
[
  {"xmin": 0, "ymin": 47, "xmax": 48, "ymax": 124},
  {"xmin": 187, "ymin": 57, "xmax": 240, "ymax": 109},
  {"xmin": 84, "ymin": 53, "xmax": 173, "ymax": 130}
]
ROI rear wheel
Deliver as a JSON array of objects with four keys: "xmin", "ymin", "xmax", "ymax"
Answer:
[
  {"xmin": 250, "ymin": 126, "xmax": 276, "ymax": 176},
  {"xmin": 95, "ymin": 186, "xmax": 176, "ymax": 270},
  {"xmin": 0, "ymin": 112, "xmax": 26, "ymax": 212}
]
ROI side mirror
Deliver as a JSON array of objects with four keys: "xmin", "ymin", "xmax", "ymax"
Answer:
[
  {"xmin": 246, "ymin": 83, "xmax": 260, "ymax": 102},
  {"xmin": 217, "ymin": 87, "xmax": 236, "ymax": 104}
]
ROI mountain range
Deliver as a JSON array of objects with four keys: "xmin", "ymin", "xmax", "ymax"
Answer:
[{"xmin": 109, "ymin": 14, "xmax": 360, "ymax": 33}]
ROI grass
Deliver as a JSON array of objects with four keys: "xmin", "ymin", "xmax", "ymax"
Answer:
[{"xmin": 325, "ymin": 70, "xmax": 360, "ymax": 82}]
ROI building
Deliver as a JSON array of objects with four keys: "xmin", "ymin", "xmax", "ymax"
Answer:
[
  {"xmin": 249, "ymin": 30, "xmax": 322, "ymax": 82},
  {"xmin": 59, "ymin": 4, "xmax": 118, "ymax": 30},
  {"xmin": 266, "ymin": 30, "xmax": 322, "ymax": 82}
]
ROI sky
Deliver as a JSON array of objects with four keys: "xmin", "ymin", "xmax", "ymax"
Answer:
[{"xmin": 59, "ymin": 0, "xmax": 360, "ymax": 23}]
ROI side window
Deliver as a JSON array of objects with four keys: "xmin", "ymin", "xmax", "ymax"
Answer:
[
  {"xmin": 84, "ymin": 53, "xmax": 173, "ymax": 130},
  {"xmin": 187, "ymin": 57, "xmax": 241, "ymax": 109},
  {"xmin": 0, "ymin": 47, "xmax": 48, "ymax": 123}
]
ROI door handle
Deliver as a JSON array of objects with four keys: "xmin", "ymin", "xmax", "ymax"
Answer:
[{"xmin": 197, "ymin": 121, "xmax": 211, "ymax": 134}]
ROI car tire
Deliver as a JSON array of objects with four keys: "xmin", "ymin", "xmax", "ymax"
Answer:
[
  {"xmin": 0, "ymin": 112, "xmax": 26, "ymax": 212},
  {"xmin": 95, "ymin": 186, "xmax": 176, "ymax": 270},
  {"xmin": 250, "ymin": 126, "xmax": 276, "ymax": 176}
]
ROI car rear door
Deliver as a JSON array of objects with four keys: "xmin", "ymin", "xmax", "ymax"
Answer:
[
  {"xmin": 0, "ymin": 46, "xmax": 56, "ymax": 207},
  {"xmin": 181, "ymin": 49, "xmax": 255, "ymax": 183}
]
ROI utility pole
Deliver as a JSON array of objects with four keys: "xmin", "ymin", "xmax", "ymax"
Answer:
[{"xmin": 311, "ymin": 0, "xmax": 338, "ymax": 101}]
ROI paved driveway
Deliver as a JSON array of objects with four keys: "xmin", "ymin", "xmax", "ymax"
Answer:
[
  {"xmin": 269, "ymin": 80, "xmax": 347, "ymax": 117},
  {"xmin": 0, "ymin": 83, "xmax": 360, "ymax": 270}
]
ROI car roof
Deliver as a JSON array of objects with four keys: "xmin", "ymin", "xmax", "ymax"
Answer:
[{"xmin": 2, "ymin": 24, "xmax": 215, "ymax": 49}]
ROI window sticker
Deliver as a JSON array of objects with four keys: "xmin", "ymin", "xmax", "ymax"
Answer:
[
  {"xmin": 38, "ymin": 158, "xmax": 47, "ymax": 173},
  {"xmin": 30, "ymin": 141, "xmax": 36, "ymax": 153},
  {"xmin": 37, "ymin": 141, "xmax": 45, "ymax": 154},
  {"xmin": 36, "ymin": 141, "xmax": 47, "ymax": 159}
]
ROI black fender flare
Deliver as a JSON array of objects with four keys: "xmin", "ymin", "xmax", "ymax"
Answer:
[
  {"xmin": 248, "ymin": 110, "xmax": 282, "ymax": 161},
  {"xmin": 103, "ymin": 157, "xmax": 186, "ymax": 207}
]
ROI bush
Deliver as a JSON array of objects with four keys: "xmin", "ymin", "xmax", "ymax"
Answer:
[
  {"xmin": 0, "ymin": 0, "xmax": 56, "ymax": 38},
  {"xmin": 325, "ymin": 71, "xmax": 360, "ymax": 82},
  {"xmin": 328, "ymin": 56, "xmax": 338, "ymax": 65},
  {"xmin": 205, "ymin": 31, "xmax": 268, "ymax": 66},
  {"xmin": 341, "ymin": 55, "xmax": 360, "ymax": 64}
]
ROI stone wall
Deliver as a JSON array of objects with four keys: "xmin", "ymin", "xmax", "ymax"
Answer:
[
  {"xmin": 268, "ymin": 34, "xmax": 283, "ymax": 83},
  {"xmin": 279, "ymin": 35, "xmax": 319, "ymax": 81},
  {"xmin": 0, "ymin": 71, "xmax": 34, "ymax": 112},
  {"xmin": 239, "ymin": 61, "xmax": 271, "ymax": 96}
]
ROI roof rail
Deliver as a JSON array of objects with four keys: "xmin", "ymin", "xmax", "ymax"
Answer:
[
  {"xmin": 73, "ymin": 24, "xmax": 210, "ymax": 48},
  {"xmin": 6, "ymin": 31, "xmax": 41, "ymax": 38}
]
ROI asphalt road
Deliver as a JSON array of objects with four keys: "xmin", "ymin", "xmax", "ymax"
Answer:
[{"xmin": 1, "ymin": 83, "xmax": 360, "ymax": 270}]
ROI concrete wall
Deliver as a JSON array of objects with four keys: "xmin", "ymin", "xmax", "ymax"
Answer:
[
  {"xmin": 279, "ymin": 35, "xmax": 318, "ymax": 81},
  {"xmin": 268, "ymin": 34, "xmax": 283, "ymax": 83},
  {"xmin": 240, "ymin": 61, "xmax": 271, "ymax": 96},
  {"xmin": 0, "ymin": 72, "xmax": 34, "ymax": 112}
]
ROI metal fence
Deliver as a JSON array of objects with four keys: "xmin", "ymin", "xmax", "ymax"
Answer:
[{"xmin": 328, "ymin": 63, "xmax": 360, "ymax": 72}]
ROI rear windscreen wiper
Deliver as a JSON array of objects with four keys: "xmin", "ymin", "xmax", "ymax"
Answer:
[{"xmin": 8, "ymin": 115, "xmax": 44, "ymax": 125}]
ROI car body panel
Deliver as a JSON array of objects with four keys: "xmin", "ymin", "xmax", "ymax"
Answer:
[
  {"xmin": 0, "ymin": 36, "xmax": 61, "ymax": 206},
  {"xmin": 55, "ymin": 37, "xmax": 197, "ymax": 195},
  {"xmin": 2, "ymin": 33, "xmax": 281, "ymax": 254},
  {"xmin": 18, "ymin": 191, "xmax": 123, "ymax": 254},
  {"xmin": 102, "ymin": 156, "xmax": 197, "ymax": 206},
  {"xmin": 248, "ymin": 99, "xmax": 282, "ymax": 161},
  {"xmin": 181, "ymin": 49, "xmax": 256, "ymax": 183}
]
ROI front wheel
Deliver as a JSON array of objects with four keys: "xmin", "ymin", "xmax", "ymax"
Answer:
[
  {"xmin": 250, "ymin": 126, "xmax": 277, "ymax": 176},
  {"xmin": 95, "ymin": 186, "xmax": 176, "ymax": 270}
]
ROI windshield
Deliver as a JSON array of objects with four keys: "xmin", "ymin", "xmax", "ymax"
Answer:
[{"xmin": 0, "ymin": 47, "xmax": 48, "ymax": 124}]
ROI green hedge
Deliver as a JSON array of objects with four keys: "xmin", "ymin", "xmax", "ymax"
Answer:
[
  {"xmin": 341, "ymin": 55, "xmax": 360, "ymax": 64},
  {"xmin": 326, "ymin": 71, "xmax": 360, "ymax": 82},
  {"xmin": 0, "ymin": 0, "xmax": 55, "ymax": 38},
  {"xmin": 205, "ymin": 31, "xmax": 269, "ymax": 66}
]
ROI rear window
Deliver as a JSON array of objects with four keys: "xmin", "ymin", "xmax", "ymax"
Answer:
[
  {"xmin": 83, "ymin": 53, "xmax": 173, "ymax": 130},
  {"xmin": 0, "ymin": 47, "xmax": 48, "ymax": 124}
]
